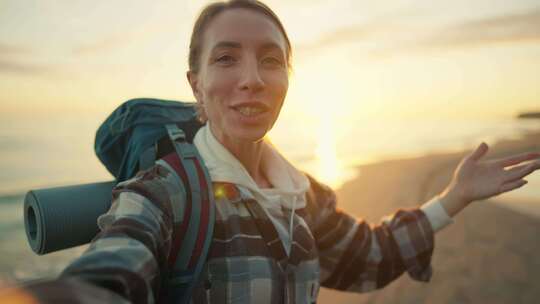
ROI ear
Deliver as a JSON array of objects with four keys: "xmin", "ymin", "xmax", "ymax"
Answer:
[{"xmin": 187, "ymin": 70, "xmax": 202, "ymax": 102}]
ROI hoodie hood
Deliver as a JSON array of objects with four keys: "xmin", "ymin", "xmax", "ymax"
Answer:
[{"xmin": 193, "ymin": 123, "xmax": 310, "ymax": 211}]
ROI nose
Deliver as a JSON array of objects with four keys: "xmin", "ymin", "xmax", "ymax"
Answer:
[{"xmin": 238, "ymin": 57, "xmax": 265, "ymax": 92}]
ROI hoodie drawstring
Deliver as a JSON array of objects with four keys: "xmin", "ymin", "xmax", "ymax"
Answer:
[{"xmin": 288, "ymin": 199, "xmax": 296, "ymax": 254}]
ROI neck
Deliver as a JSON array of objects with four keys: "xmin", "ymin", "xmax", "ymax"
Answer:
[{"xmin": 209, "ymin": 124, "xmax": 272, "ymax": 188}]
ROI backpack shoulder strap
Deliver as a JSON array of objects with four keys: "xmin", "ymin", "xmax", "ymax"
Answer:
[{"xmin": 158, "ymin": 123, "xmax": 215, "ymax": 303}]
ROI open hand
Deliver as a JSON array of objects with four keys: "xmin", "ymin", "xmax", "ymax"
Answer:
[{"xmin": 445, "ymin": 142, "xmax": 540, "ymax": 205}]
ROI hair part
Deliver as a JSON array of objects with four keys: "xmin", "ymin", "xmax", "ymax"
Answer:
[{"xmin": 188, "ymin": 0, "xmax": 292, "ymax": 74}]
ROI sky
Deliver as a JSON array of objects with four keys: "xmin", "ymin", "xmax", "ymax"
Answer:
[
  {"xmin": 1, "ymin": 0, "xmax": 539, "ymax": 119},
  {"xmin": 0, "ymin": 0, "xmax": 540, "ymax": 189}
]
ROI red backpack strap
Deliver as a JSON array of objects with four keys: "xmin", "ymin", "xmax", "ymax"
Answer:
[{"xmin": 157, "ymin": 124, "xmax": 215, "ymax": 303}]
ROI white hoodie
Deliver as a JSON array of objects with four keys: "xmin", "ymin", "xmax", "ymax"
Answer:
[{"xmin": 193, "ymin": 124, "xmax": 310, "ymax": 256}]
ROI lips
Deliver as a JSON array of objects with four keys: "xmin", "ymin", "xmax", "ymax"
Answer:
[
  {"xmin": 231, "ymin": 102, "xmax": 270, "ymax": 117},
  {"xmin": 237, "ymin": 106, "xmax": 265, "ymax": 116}
]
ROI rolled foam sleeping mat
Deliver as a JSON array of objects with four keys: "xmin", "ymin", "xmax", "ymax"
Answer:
[{"xmin": 24, "ymin": 181, "xmax": 116, "ymax": 255}]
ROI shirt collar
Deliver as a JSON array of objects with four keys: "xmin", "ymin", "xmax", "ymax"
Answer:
[{"xmin": 193, "ymin": 124, "xmax": 309, "ymax": 209}]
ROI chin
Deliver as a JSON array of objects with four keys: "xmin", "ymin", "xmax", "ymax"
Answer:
[{"xmin": 230, "ymin": 125, "xmax": 270, "ymax": 143}]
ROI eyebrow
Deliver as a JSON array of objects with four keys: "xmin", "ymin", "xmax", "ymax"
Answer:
[
  {"xmin": 211, "ymin": 41, "xmax": 242, "ymax": 51},
  {"xmin": 210, "ymin": 41, "xmax": 284, "ymax": 53}
]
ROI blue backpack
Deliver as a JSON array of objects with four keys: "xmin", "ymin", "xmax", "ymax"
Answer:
[{"xmin": 95, "ymin": 97, "xmax": 215, "ymax": 303}]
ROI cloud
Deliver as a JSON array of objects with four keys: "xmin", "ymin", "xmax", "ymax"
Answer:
[
  {"xmin": 418, "ymin": 8, "xmax": 540, "ymax": 49},
  {"xmin": 70, "ymin": 20, "xmax": 176, "ymax": 56},
  {"xmin": 71, "ymin": 31, "xmax": 139, "ymax": 56},
  {"xmin": 293, "ymin": 4, "xmax": 431, "ymax": 56},
  {"xmin": 295, "ymin": 8, "xmax": 540, "ymax": 59},
  {"xmin": 0, "ymin": 43, "xmax": 33, "ymax": 56},
  {"xmin": 0, "ymin": 43, "xmax": 53, "ymax": 75},
  {"xmin": 0, "ymin": 60, "xmax": 53, "ymax": 75},
  {"xmin": 297, "ymin": 25, "xmax": 373, "ymax": 51}
]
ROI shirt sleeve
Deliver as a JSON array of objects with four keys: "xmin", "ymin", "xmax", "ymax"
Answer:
[
  {"xmin": 58, "ymin": 162, "xmax": 185, "ymax": 304},
  {"xmin": 304, "ymin": 175, "xmax": 435, "ymax": 293},
  {"xmin": 420, "ymin": 195, "xmax": 454, "ymax": 232}
]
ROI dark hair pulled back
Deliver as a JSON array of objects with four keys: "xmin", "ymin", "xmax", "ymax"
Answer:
[{"xmin": 188, "ymin": 0, "xmax": 292, "ymax": 73}]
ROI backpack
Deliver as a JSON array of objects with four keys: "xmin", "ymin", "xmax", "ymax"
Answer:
[{"xmin": 95, "ymin": 97, "xmax": 215, "ymax": 303}]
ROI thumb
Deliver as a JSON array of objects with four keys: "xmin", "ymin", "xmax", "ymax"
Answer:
[{"xmin": 468, "ymin": 142, "xmax": 489, "ymax": 162}]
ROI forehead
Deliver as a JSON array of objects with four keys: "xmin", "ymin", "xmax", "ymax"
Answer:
[{"xmin": 202, "ymin": 8, "xmax": 286, "ymax": 52}]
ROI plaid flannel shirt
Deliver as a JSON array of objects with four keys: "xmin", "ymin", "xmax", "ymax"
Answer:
[{"xmin": 53, "ymin": 160, "xmax": 434, "ymax": 304}]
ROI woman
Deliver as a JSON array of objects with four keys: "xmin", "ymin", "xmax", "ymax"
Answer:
[{"xmin": 8, "ymin": 0, "xmax": 540, "ymax": 303}]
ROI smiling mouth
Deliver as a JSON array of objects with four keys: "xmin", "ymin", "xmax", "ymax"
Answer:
[
  {"xmin": 236, "ymin": 106, "xmax": 266, "ymax": 116},
  {"xmin": 232, "ymin": 103, "xmax": 269, "ymax": 117}
]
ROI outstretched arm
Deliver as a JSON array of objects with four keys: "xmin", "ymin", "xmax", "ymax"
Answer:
[
  {"xmin": 5, "ymin": 163, "xmax": 184, "ymax": 304},
  {"xmin": 59, "ymin": 163, "xmax": 184, "ymax": 303},
  {"xmin": 305, "ymin": 176, "xmax": 435, "ymax": 293},
  {"xmin": 306, "ymin": 144, "xmax": 540, "ymax": 293},
  {"xmin": 437, "ymin": 143, "xmax": 540, "ymax": 217}
]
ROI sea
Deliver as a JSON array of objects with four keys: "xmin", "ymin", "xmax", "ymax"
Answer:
[{"xmin": 1, "ymin": 115, "xmax": 539, "ymax": 285}]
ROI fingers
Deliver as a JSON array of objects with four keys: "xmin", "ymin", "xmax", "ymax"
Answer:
[
  {"xmin": 467, "ymin": 142, "xmax": 489, "ymax": 162},
  {"xmin": 496, "ymin": 151, "xmax": 540, "ymax": 168},
  {"xmin": 499, "ymin": 179, "xmax": 528, "ymax": 194},
  {"xmin": 504, "ymin": 160, "xmax": 540, "ymax": 183}
]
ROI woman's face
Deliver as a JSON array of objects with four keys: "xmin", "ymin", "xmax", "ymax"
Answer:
[{"xmin": 188, "ymin": 8, "xmax": 289, "ymax": 146}]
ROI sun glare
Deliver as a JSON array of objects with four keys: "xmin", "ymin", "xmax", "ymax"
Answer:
[
  {"xmin": 285, "ymin": 48, "xmax": 363, "ymax": 189},
  {"xmin": 314, "ymin": 116, "xmax": 343, "ymax": 188}
]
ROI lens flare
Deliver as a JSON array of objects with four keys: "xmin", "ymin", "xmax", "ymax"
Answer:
[{"xmin": 0, "ymin": 286, "xmax": 37, "ymax": 304}]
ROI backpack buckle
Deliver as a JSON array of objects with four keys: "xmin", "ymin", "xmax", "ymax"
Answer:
[{"xmin": 166, "ymin": 124, "xmax": 187, "ymax": 142}]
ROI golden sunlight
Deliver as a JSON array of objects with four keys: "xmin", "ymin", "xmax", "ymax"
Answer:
[
  {"xmin": 314, "ymin": 116, "xmax": 344, "ymax": 189},
  {"xmin": 286, "ymin": 48, "xmax": 363, "ymax": 189}
]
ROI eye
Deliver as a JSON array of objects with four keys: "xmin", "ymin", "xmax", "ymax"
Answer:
[
  {"xmin": 215, "ymin": 55, "xmax": 236, "ymax": 65},
  {"xmin": 261, "ymin": 56, "xmax": 284, "ymax": 68}
]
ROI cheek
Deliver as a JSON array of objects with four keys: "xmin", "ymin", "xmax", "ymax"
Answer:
[
  {"xmin": 280, "ymin": 77, "xmax": 289, "ymax": 98},
  {"xmin": 202, "ymin": 74, "xmax": 236, "ymax": 108},
  {"xmin": 274, "ymin": 70, "xmax": 289, "ymax": 92},
  {"xmin": 270, "ymin": 73, "xmax": 289, "ymax": 104}
]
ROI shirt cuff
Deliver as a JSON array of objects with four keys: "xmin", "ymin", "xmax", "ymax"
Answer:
[{"xmin": 421, "ymin": 195, "xmax": 454, "ymax": 232}]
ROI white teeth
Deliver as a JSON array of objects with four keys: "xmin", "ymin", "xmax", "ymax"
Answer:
[{"xmin": 237, "ymin": 106, "xmax": 265, "ymax": 116}]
